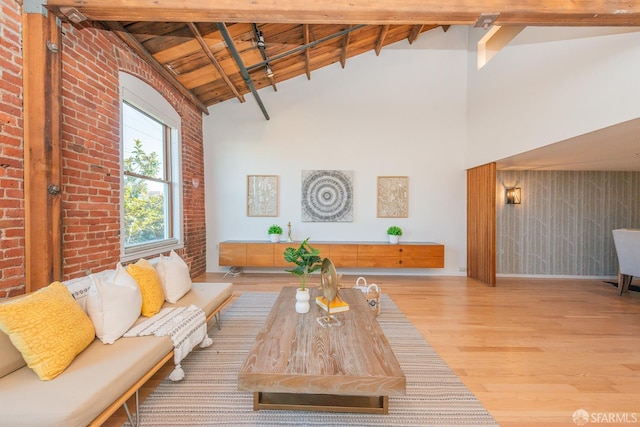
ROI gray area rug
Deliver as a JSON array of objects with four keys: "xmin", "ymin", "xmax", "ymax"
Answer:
[{"xmin": 125, "ymin": 292, "xmax": 498, "ymax": 426}]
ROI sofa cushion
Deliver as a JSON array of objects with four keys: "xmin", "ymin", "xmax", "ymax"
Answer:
[
  {"xmin": 155, "ymin": 250, "xmax": 192, "ymax": 303},
  {"xmin": 0, "ymin": 333, "xmax": 173, "ymax": 427},
  {"xmin": 0, "ymin": 328, "xmax": 25, "ymax": 379},
  {"xmin": 127, "ymin": 258, "xmax": 165, "ymax": 317},
  {"xmin": 166, "ymin": 282, "xmax": 233, "ymax": 322},
  {"xmin": 86, "ymin": 264, "xmax": 143, "ymax": 344},
  {"xmin": 0, "ymin": 282, "xmax": 95, "ymax": 380}
]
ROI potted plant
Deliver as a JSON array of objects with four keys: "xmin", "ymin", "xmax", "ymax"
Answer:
[
  {"xmin": 283, "ymin": 238, "xmax": 322, "ymax": 313},
  {"xmin": 387, "ymin": 226, "xmax": 403, "ymax": 244},
  {"xmin": 268, "ymin": 224, "xmax": 283, "ymax": 242}
]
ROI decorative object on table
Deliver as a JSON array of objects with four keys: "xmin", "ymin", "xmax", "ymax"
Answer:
[
  {"xmin": 301, "ymin": 170, "xmax": 353, "ymax": 222},
  {"xmin": 283, "ymin": 238, "xmax": 322, "ymax": 313},
  {"xmin": 317, "ymin": 258, "xmax": 345, "ymax": 327},
  {"xmin": 387, "ymin": 225, "xmax": 403, "ymax": 244},
  {"xmin": 377, "ymin": 176, "xmax": 409, "ymax": 218},
  {"xmin": 286, "ymin": 221, "xmax": 293, "ymax": 242},
  {"xmin": 267, "ymin": 224, "xmax": 282, "ymax": 242},
  {"xmin": 354, "ymin": 276, "xmax": 381, "ymax": 316},
  {"xmin": 247, "ymin": 175, "xmax": 278, "ymax": 217}
]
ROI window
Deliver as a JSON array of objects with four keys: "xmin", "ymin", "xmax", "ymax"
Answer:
[{"xmin": 120, "ymin": 73, "xmax": 182, "ymax": 260}]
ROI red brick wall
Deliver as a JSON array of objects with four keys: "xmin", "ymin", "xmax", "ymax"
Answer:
[
  {"xmin": 0, "ymin": 0, "xmax": 26, "ymax": 298},
  {"xmin": 0, "ymin": 5, "xmax": 207, "ymax": 296}
]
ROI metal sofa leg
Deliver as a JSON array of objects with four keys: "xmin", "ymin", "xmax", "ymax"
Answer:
[
  {"xmin": 123, "ymin": 389, "xmax": 140, "ymax": 427},
  {"xmin": 215, "ymin": 311, "xmax": 222, "ymax": 330}
]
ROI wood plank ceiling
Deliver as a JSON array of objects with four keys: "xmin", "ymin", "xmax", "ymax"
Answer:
[
  {"xmin": 47, "ymin": 1, "xmax": 640, "ymax": 117},
  {"xmin": 107, "ymin": 21, "xmax": 441, "ymax": 115}
]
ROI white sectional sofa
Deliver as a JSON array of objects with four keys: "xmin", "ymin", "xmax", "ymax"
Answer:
[{"xmin": 0, "ymin": 255, "xmax": 233, "ymax": 427}]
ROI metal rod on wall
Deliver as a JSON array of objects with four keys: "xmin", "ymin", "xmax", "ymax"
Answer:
[{"xmin": 217, "ymin": 22, "xmax": 270, "ymax": 120}]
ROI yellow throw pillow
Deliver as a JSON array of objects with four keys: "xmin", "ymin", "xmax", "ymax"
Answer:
[
  {"xmin": 127, "ymin": 258, "xmax": 165, "ymax": 317},
  {"xmin": 0, "ymin": 282, "xmax": 95, "ymax": 381}
]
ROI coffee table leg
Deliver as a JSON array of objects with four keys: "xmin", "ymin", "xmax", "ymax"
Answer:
[{"xmin": 253, "ymin": 392, "xmax": 260, "ymax": 411}]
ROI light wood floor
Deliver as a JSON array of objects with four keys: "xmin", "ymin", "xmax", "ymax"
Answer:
[{"xmin": 106, "ymin": 274, "xmax": 640, "ymax": 427}]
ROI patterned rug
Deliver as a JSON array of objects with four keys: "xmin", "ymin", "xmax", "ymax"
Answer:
[{"xmin": 125, "ymin": 292, "xmax": 498, "ymax": 426}]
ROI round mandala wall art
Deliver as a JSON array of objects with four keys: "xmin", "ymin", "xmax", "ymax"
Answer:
[{"xmin": 301, "ymin": 170, "xmax": 354, "ymax": 222}]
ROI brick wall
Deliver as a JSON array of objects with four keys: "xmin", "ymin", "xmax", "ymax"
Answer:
[
  {"xmin": 0, "ymin": 3, "xmax": 207, "ymax": 296},
  {"xmin": 0, "ymin": 0, "xmax": 26, "ymax": 298}
]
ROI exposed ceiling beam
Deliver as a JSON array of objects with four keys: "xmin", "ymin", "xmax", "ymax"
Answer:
[
  {"xmin": 303, "ymin": 24, "xmax": 311, "ymax": 80},
  {"xmin": 187, "ymin": 22, "xmax": 245, "ymax": 103},
  {"xmin": 407, "ymin": 25, "xmax": 424, "ymax": 44},
  {"xmin": 477, "ymin": 25, "xmax": 526, "ymax": 69},
  {"xmin": 105, "ymin": 22, "xmax": 210, "ymax": 114},
  {"xmin": 340, "ymin": 25, "xmax": 352, "ymax": 68},
  {"xmin": 217, "ymin": 22, "xmax": 270, "ymax": 120},
  {"xmin": 375, "ymin": 25, "xmax": 389, "ymax": 56},
  {"xmin": 246, "ymin": 24, "xmax": 366, "ymax": 72},
  {"xmin": 49, "ymin": 1, "xmax": 640, "ymax": 26}
]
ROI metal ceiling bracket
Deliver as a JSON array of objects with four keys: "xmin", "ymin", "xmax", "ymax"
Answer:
[
  {"xmin": 474, "ymin": 13, "xmax": 500, "ymax": 29},
  {"xmin": 217, "ymin": 22, "xmax": 270, "ymax": 121}
]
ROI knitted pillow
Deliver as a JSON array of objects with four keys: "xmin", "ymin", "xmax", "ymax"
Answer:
[
  {"xmin": 0, "ymin": 282, "xmax": 95, "ymax": 380},
  {"xmin": 127, "ymin": 258, "xmax": 165, "ymax": 317}
]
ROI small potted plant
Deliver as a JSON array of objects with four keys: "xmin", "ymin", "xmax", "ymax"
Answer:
[
  {"xmin": 268, "ymin": 224, "xmax": 283, "ymax": 242},
  {"xmin": 283, "ymin": 238, "xmax": 322, "ymax": 313},
  {"xmin": 387, "ymin": 226, "xmax": 403, "ymax": 244}
]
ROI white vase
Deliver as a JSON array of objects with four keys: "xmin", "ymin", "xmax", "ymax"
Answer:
[
  {"xmin": 295, "ymin": 289, "xmax": 310, "ymax": 314},
  {"xmin": 269, "ymin": 234, "xmax": 281, "ymax": 243},
  {"xmin": 388, "ymin": 235, "xmax": 399, "ymax": 244}
]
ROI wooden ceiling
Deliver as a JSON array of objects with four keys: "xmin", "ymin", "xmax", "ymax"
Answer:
[
  {"xmin": 47, "ymin": 1, "xmax": 640, "ymax": 117},
  {"xmin": 108, "ymin": 21, "xmax": 441, "ymax": 115}
]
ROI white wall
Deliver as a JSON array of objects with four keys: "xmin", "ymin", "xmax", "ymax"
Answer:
[
  {"xmin": 466, "ymin": 28, "xmax": 640, "ymax": 168},
  {"xmin": 203, "ymin": 26, "xmax": 470, "ymax": 275}
]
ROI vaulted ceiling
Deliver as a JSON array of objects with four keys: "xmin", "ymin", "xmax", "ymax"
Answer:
[
  {"xmin": 106, "ymin": 21, "xmax": 442, "ymax": 116},
  {"xmin": 47, "ymin": 0, "xmax": 640, "ymax": 119}
]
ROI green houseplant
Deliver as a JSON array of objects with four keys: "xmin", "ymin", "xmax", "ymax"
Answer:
[
  {"xmin": 387, "ymin": 226, "xmax": 403, "ymax": 244},
  {"xmin": 268, "ymin": 224, "xmax": 283, "ymax": 242},
  {"xmin": 283, "ymin": 238, "xmax": 322, "ymax": 292}
]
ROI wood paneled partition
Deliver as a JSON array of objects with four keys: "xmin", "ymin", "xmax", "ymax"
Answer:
[{"xmin": 467, "ymin": 163, "xmax": 496, "ymax": 286}]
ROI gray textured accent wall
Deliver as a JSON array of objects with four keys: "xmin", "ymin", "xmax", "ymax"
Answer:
[{"xmin": 496, "ymin": 171, "xmax": 640, "ymax": 276}]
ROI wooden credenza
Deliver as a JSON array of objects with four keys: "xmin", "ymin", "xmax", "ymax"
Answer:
[{"xmin": 219, "ymin": 240, "xmax": 444, "ymax": 269}]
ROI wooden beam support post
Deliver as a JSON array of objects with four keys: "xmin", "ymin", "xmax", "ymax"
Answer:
[
  {"xmin": 22, "ymin": 4, "xmax": 63, "ymax": 291},
  {"xmin": 477, "ymin": 25, "xmax": 526, "ymax": 69}
]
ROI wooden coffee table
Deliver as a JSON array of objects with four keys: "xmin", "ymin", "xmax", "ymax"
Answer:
[{"xmin": 238, "ymin": 286, "xmax": 405, "ymax": 414}]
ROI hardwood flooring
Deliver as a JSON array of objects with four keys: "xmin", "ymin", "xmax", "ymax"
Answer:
[{"xmin": 105, "ymin": 273, "xmax": 640, "ymax": 426}]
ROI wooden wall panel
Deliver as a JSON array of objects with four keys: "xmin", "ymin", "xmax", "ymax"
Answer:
[{"xmin": 467, "ymin": 163, "xmax": 496, "ymax": 286}]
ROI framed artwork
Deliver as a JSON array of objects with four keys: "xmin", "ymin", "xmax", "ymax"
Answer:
[
  {"xmin": 247, "ymin": 175, "xmax": 279, "ymax": 217},
  {"xmin": 301, "ymin": 170, "xmax": 354, "ymax": 222},
  {"xmin": 377, "ymin": 176, "xmax": 409, "ymax": 218}
]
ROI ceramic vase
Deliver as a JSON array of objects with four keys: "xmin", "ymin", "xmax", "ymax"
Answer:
[
  {"xmin": 295, "ymin": 288, "xmax": 310, "ymax": 314},
  {"xmin": 269, "ymin": 234, "xmax": 281, "ymax": 243},
  {"xmin": 388, "ymin": 234, "xmax": 399, "ymax": 244}
]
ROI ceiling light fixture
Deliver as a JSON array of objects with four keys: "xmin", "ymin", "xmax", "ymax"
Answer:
[{"xmin": 265, "ymin": 65, "xmax": 274, "ymax": 78}]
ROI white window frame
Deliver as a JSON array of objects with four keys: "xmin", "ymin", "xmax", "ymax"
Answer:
[{"xmin": 119, "ymin": 72, "xmax": 184, "ymax": 262}]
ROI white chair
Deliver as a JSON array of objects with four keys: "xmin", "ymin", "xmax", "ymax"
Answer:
[{"xmin": 612, "ymin": 229, "xmax": 640, "ymax": 295}]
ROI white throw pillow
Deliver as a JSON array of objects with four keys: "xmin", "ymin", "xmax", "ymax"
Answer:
[
  {"xmin": 65, "ymin": 269, "xmax": 113, "ymax": 313},
  {"xmin": 155, "ymin": 250, "xmax": 192, "ymax": 303},
  {"xmin": 86, "ymin": 264, "xmax": 143, "ymax": 344}
]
